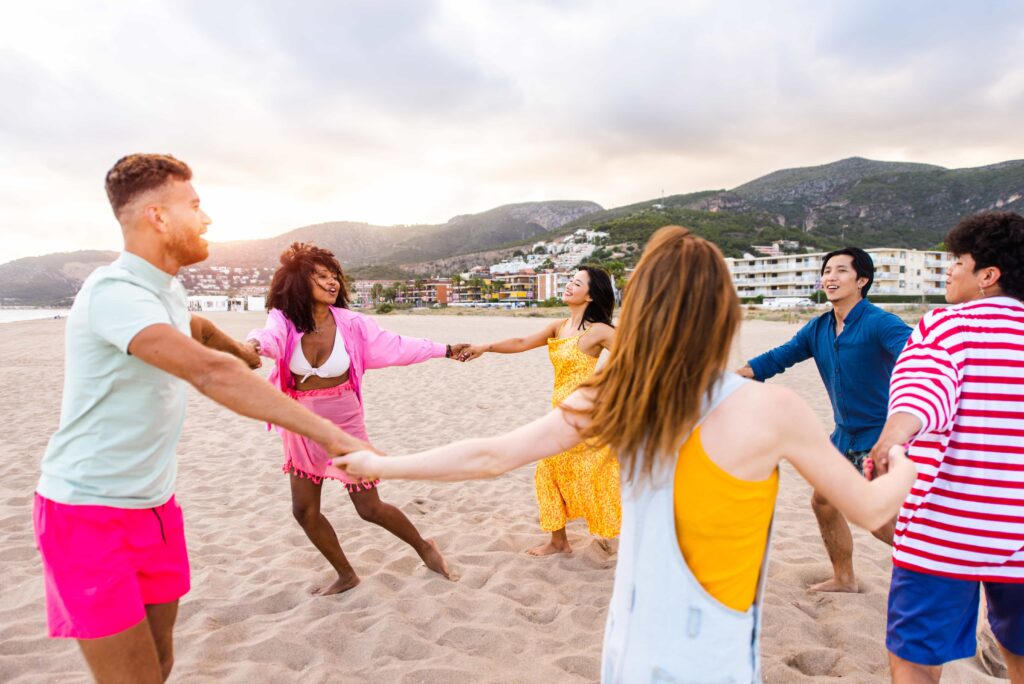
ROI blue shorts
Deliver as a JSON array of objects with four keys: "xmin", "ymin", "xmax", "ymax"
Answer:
[{"xmin": 886, "ymin": 565, "xmax": 1024, "ymax": 666}]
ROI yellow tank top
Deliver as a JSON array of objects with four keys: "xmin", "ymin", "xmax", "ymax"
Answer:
[{"xmin": 674, "ymin": 426, "xmax": 778, "ymax": 612}]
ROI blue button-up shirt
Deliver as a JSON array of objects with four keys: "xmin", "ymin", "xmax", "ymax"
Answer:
[{"xmin": 747, "ymin": 299, "xmax": 912, "ymax": 453}]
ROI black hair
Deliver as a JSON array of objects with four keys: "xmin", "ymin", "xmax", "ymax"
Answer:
[
  {"xmin": 945, "ymin": 211, "xmax": 1024, "ymax": 300},
  {"xmin": 266, "ymin": 242, "xmax": 349, "ymax": 333},
  {"xmin": 821, "ymin": 247, "xmax": 875, "ymax": 298},
  {"xmin": 576, "ymin": 265, "xmax": 615, "ymax": 329}
]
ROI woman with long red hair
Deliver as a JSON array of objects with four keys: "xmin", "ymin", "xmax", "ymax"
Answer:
[{"xmin": 333, "ymin": 226, "xmax": 916, "ymax": 681}]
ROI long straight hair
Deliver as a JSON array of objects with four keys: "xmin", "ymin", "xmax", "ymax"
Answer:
[
  {"xmin": 576, "ymin": 265, "xmax": 615, "ymax": 329},
  {"xmin": 574, "ymin": 226, "xmax": 741, "ymax": 483}
]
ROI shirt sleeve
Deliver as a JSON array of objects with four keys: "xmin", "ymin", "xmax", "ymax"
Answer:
[
  {"xmin": 247, "ymin": 309, "xmax": 289, "ymax": 361},
  {"xmin": 88, "ymin": 279, "xmax": 172, "ymax": 354},
  {"xmin": 747, "ymin": 318, "xmax": 815, "ymax": 381},
  {"xmin": 878, "ymin": 312, "xmax": 913, "ymax": 361},
  {"xmin": 887, "ymin": 315, "xmax": 961, "ymax": 436},
  {"xmin": 358, "ymin": 314, "xmax": 447, "ymax": 370}
]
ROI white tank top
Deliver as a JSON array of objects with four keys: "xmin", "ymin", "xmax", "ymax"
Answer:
[
  {"xmin": 602, "ymin": 373, "xmax": 772, "ymax": 684},
  {"xmin": 289, "ymin": 328, "xmax": 350, "ymax": 383}
]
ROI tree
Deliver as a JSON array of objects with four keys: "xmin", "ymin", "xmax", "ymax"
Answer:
[
  {"xmin": 512, "ymin": 250, "xmax": 526, "ymax": 258},
  {"xmin": 533, "ymin": 245, "xmax": 547, "ymax": 255},
  {"xmin": 450, "ymin": 273, "xmax": 463, "ymax": 303},
  {"xmin": 370, "ymin": 282, "xmax": 384, "ymax": 305}
]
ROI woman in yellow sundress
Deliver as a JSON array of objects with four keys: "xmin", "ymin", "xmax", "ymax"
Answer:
[{"xmin": 458, "ymin": 266, "xmax": 620, "ymax": 555}]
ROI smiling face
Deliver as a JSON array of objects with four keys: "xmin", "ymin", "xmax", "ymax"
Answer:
[
  {"xmin": 820, "ymin": 254, "xmax": 868, "ymax": 304},
  {"xmin": 160, "ymin": 180, "xmax": 211, "ymax": 266},
  {"xmin": 309, "ymin": 263, "xmax": 342, "ymax": 305},
  {"xmin": 562, "ymin": 270, "xmax": 593, "ymax": 306},
  {"xmin": 944, "ymin": 252, "xmax": 995, "ymax": 304}
]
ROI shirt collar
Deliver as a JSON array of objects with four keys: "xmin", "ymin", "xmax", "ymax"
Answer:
[
  {"xmin": 116, "ymin": 251, "xmax": 176, "ymax": 290},
  {"xmin": 834, "ymin": 297, "xmax": 869, "ymax": 329}
]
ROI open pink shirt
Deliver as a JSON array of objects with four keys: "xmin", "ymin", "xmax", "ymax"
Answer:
[{"xmin": 247, "ymin": 307, "xmax": 446, "ymax": 428}]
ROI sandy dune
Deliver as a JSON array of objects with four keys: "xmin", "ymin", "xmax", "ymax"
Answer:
[{"xmin": 0, "ymin": 313, "xmax": 1009, "ymax": 682}]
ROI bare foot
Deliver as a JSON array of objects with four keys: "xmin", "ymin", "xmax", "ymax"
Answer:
[
  {"xmin": 419, "ymin": 538, "xmax": 456, "ymax": 580},
  {"xmin": 313, "ymin": 572, "xmax": 361, "ymax": 596},
  {"xmin": 527, "ymin": 539, "xmax": 572, "ymax": 557},
  {"xmin": 808, "ymin": 576, "xmax": 858, "ymax": 593}
]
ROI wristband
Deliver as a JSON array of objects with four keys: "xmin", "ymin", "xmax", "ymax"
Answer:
[{"xmin": 446, "ymin": 344, "xmax": 452, "ymax": 358}]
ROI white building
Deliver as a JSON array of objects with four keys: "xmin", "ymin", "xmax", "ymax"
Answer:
[
  {"xmin": 536, "ymin": 272, "xmax": 571, "ymax": 301},
  {"xmin": 187, "ymin": 295, "xmax": 229, "ymax": 312},
  {"xmin": 727, "ymin": 249, "xmax": 949, "ymax": 300}
]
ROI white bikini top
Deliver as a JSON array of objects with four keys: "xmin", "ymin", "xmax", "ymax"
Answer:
[{"xmin": 289, "ymin": 328, "xmax": 350, "ymax": 383}]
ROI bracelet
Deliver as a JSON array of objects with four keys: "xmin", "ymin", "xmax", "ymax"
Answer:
[{"xmin": 445, "ymin": 344, "xmax": 452, "ymax": 358}]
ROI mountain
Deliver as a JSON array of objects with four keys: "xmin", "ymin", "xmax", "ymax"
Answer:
[
  {"xmin": 202, "ymin": 200, "xmax": 602, "ymax": 270},
  {"xmin": 0, "ymin": 202, "xmax": 601, "ymax": 305},
  {"xmin": 4, "ymin": 158, "xmax": 1023, "ymax": 305},
  {"xmin": 473, "ymin": 157, "xmax": 1024, "ymax": 262},
  {"xmin": 0, "ymin": 250, "xmax": 118, "ymax": 306}
]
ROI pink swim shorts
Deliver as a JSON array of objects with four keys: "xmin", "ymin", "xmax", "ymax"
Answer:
[{"xmin": 33, "ymin": 493, "xmax": 190, "ymax": 639}]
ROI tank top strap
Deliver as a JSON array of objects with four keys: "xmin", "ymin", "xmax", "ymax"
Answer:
[{"xmin": 693, "ymin": 373, "xmax": 749, "ymax": 431}]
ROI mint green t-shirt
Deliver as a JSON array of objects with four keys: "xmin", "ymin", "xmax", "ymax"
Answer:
[{"xmin": 37, "ymin": 251, "xmax": 191, "ymax": 508}]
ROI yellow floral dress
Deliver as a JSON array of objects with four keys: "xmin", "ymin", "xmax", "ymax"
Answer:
[{"xmin": 535, "ymin": 326, "xmax": 622, "ymax": 538}]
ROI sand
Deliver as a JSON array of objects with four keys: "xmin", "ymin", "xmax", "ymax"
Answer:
[{"xmin": 0, "ymin": 313, "xmax": 1010, "ymax": 682}]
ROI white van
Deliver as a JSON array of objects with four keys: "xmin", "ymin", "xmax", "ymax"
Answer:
[{"xmin": 760, "ymin": 297, "xmax": 815, "ymax": 309}]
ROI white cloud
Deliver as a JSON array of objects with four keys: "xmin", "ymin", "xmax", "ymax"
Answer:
[{"xmin": 1, "ymin": 0, "xmax": 1022, "ymax": 261}]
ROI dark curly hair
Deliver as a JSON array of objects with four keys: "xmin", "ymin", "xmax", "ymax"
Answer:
[
  {"xmin": 946, "ymin": 211, "xmax": 1024, "ymax": 300},
  {"xmin": 267, "ymin": 242, "xmax": 349, "ymax": 332}
]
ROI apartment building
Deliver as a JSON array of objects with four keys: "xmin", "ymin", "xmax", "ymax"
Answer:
[{"xmin": 727, "ymin": 249, "xmax": 949, "ymax": 299}]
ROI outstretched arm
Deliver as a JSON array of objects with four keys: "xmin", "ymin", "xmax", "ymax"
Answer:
[
  {"xmin": 191, "ymin": 314, "xmax": 261, "ymax": 368},
  {"xmin": 776, "ymin": 388, "xmax": 916, "ymax": 531},
  {"xmin": 738, "ymin": 319, "xmax": 815, "ymax": 381},
  {"xmin": 459, "ymin": 319, "xmax": 561, "ymax": 361},
  {"xmin": 130, "ymin": 324, "xmax": 370, "ymax": 456},
  {"xmin": 332, "ymin": 390, "xmax": 594, "ymax": 480}
]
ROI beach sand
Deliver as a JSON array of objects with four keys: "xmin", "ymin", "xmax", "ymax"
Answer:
[{"xmin": 0, "ymin": 313, "xmax": 1009, "ymax": 682}]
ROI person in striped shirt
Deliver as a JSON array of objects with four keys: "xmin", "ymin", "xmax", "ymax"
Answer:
[{"xmin": 870, "ymin": 211, "xmax": 1024, "ymax": 683}]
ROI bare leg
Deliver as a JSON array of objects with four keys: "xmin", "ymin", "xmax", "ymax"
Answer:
[
  {"xmin": 78, "ymin": 618, "xmax": 164, "ymax": 684},
  {"xmin": 349, "ymin": 487, "xmax": 453, "ymax": 579},
  {"xmin": 997, "ymin": 643, "xmax": 1024, "ymax": 684},
  {"xmin": 809, "ymin": 490, "xmax": 858, "ymax": 592},
  {"xmin": 889, "ymin": 651, "xmax": 941, "ymax": 683},
  {"xmin": 145, "ymin": 601, "xmax": 178, "ymax": 682},
  {"xmin": 527, "ymin": 527, "xmax": 572, "ymax": 557},
  {"xmin": 872, "ymin": 517, "xmax": 896, "ymax": 546},
  {"xmin": 290, "ymin": 475, "xmax": 360, "ymax": 596}
]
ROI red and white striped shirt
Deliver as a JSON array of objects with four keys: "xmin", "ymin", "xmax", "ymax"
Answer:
[{"xmin": 888, "ymin": 296, "xmax": 1024, "ymax": 582}]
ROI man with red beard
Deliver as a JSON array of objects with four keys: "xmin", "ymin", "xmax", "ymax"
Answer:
[{"xmin": 34, "ymin": 154, "xmax": 368, "ymax": 682}]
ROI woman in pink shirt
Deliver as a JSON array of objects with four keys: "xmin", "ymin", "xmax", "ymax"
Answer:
[{"xmin": 247, "ymin": 242, "xmax": 466, "ymax": 594}]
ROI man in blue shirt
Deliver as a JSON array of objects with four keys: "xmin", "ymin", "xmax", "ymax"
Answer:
[{"xmin": 738, "ymin": 247, "xmax": 911, "ymax": 592}]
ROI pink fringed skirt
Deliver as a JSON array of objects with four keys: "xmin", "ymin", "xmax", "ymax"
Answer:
[{"xmin": 281, "ymin": 383, "xmax": 379, "ymax": 492}]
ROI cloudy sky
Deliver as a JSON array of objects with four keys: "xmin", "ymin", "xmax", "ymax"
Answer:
[{"xmin": 2, "ymin": 0, "xmax": 1022, "ymax": 261}]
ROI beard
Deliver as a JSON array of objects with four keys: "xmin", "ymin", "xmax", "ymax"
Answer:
[{"xmin": 168, "ymin": 225, "xmax": 209, "ymax": 266}]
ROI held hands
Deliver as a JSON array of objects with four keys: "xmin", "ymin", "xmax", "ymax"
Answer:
[
  {"xmin": 457, "ymin": 344, "xmax": 487, "ymax": 362},
  {"xmin": 735, "ymin": 364, "xmax": 755, "ymax": 379},
  {"xmin": 448, "ymin": 343, "xmax": 471, "ymax": 361},
  {"xmin": 329, "ymin": 450, "xmax": 383, "ymax": 480},
  {"xmin": 240, "ymin": 340, "xmax": 262, "ymax": 369},
  {"xmin": 868, "ymin": 413, "xmax": 923, "ymax": 477}
]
